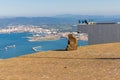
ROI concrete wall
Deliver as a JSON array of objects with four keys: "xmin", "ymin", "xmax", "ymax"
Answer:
[{"xmin": 77, "ymin": 24, "xmax": 120, "ymax": 45}]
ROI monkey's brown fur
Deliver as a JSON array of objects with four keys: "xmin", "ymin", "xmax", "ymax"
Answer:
[{"xmin": 66, "ymin": 34, "xmax": 78, "ymax": 51}]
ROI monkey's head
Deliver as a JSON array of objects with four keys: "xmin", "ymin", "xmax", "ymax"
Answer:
[{"xmin": 68, "ymin": 34, "xmax": 73, "ymax": 39}]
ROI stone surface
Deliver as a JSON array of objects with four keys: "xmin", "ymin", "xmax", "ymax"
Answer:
[{"xmin": 66, "ymin": 34, "xmax": 78, "ymax": 51}]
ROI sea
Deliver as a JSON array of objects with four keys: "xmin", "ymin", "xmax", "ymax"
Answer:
[{"xmin": 0, "ymin": 32, "xmax": 88, "ymax": 59}]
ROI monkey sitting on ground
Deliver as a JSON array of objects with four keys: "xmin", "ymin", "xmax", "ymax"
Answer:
[{"xmin": 66, "ymin": 34, "xmax": 78, "ymax": 51}]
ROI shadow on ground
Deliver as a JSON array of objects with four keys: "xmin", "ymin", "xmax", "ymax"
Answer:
[
  {"xmin": 21, "ymin": 56, "xmax": 120, "ymax": 60},
  {"xmin": 96, "ymin": 58, "xmax": 120, "ymax": 60},
  {"xmin": 54, "ymin": 49, "xmax": 66, "ymax": 51}
]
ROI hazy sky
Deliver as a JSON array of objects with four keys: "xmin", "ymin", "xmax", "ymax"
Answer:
[{"xmin": 0, "ymin": 0, "xmax": 120, "ymax": 17}]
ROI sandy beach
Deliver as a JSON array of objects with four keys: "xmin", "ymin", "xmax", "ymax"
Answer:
[{"xmin": 0, "ymin": 43, "xmax": 120, "ymax": 80}]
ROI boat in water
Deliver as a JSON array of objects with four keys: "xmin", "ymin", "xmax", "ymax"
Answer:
[
  {"xmin": 5, "ymin": 45, "xmax": 16, "ymax": 51},
  {"xmin": 32, "ymin": 46, "xmax": 42, "ymax": 52},
  {"xmin": 6, "ymin": 45, "xmax": 16, "ymax": 48}
]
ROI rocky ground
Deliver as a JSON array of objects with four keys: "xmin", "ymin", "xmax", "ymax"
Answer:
[{"xmin": 0, "ymin": 43, "xmax": 120, "ymax": 80}]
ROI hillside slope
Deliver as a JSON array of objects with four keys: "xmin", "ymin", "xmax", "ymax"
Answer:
[{"xmin": 0, "ymin": 43, "xmax": 120, "ymax": 80}]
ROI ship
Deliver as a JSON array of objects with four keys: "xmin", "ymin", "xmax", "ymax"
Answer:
[
  {"xmin": 32, "ymin": 46, "xmax": 42, "ymax": 52},
  {"xmin": 5, "ymin": 45, "xmax": 16, "ymax": 51},
  {"xmin": 6, "ymin": 45, "xmax": 16, "ymax": 48}
]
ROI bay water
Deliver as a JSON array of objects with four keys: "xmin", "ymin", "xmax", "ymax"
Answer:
[{"xmin": 0, "ymin": 33, "xmax": 88, "ymax": 59}]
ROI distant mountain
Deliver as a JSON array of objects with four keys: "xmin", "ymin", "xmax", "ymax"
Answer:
[
  {"xmin": 0, "ymin": 17, "xmax": 78, "ymax": 27},
  {"xmin": 55, "ymin": 14, "xmax": 82, "ymax": 18},
  {"xmin": 54, "ymin": 14, "xmax": 120, "ymax": 22},
  {"xmin": 0, "ymin": 15, "xmax": 120, "ymax": 27}
]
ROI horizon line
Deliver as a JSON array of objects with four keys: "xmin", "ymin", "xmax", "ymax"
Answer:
[{"xmin": 0, "ymin": 14, "xmax": 120, "ymax": 18}]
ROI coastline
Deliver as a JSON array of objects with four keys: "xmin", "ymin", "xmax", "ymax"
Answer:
[{"xmin": 0, "ymin": 43, "xmax": 120, "ymax": 80}]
